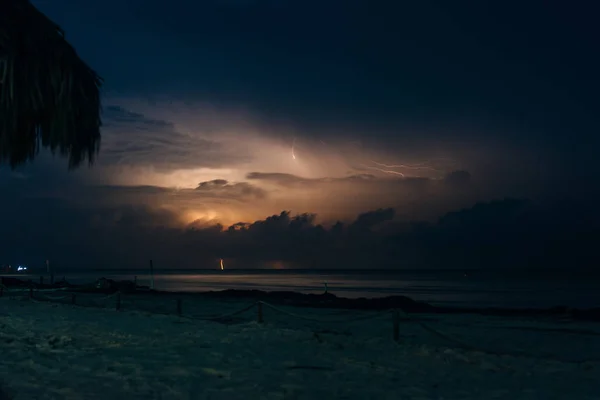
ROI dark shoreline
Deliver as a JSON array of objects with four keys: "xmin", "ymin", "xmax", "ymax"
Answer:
[
  {"xmin": 183, "ymin": 289, "xmax": 600, "ymax": 322},
  {"xmin": 2, "ymin": 276, "xmax": 599, "ymax": 322}
]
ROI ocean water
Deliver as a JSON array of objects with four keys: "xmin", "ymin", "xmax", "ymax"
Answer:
[{"xmin": 15, "ymin": 268, "xmax": 600, "ymax": 310}]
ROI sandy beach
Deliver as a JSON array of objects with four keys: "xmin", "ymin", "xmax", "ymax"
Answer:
[{"xmin": 1, "ymin": 289, "xmax": 599, "ymax": 399}]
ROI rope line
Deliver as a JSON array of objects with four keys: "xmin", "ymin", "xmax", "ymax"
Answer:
[
  {"xmin": 400, "ymin": 313, "xmax": 600, "ymax": 363},
  {"xmin": 188, "ymin": 302, "xmax": 258, "ymax": 321},
  {"xmin": 260, "ymin": 301, "xmax": 393, "ymax": 324},
  {"xmin": 8, "ymin": 289, "xmax": 600, "ymax": 362},
  {"xmin": 32, "ymin": 290, "xmax": 120, "ymax": 302},
  {"xmin": 36, "ymin": 294, "xmax": 71, "ymax": 301},
  {"xmin": 89, "ymin": 291, "xmax": 121, "ymax": 301}
]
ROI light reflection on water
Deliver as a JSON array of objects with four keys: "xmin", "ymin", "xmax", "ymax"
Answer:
[{"xmin": 15, "ymin": 269, "xmax": 599, "ymax": 309}]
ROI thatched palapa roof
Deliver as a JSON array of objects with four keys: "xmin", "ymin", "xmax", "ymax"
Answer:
[{"xmin": 0, "ymin": 0, "xmax": 103, "ymax": 168}]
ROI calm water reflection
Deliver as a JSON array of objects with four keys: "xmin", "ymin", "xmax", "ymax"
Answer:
[{"xmin": 20, "ymin": 269, "xmax": 600, "ymax": 309}]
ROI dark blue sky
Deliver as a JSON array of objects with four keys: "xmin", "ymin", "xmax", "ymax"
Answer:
[
  {"xmin": 34, "ymin": 1, "xmax": 599, "ymax": 178},
  {"xmin": 41, "ymin": 1, "xmax": 597, "ymax": 132},
  {"xmin": 0, "ymin": 0, "xmax": 598, "ymax": 269}
]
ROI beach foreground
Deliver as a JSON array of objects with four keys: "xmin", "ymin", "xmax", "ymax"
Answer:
[{"xmin": 1, "ymin": 294, "xmax": 599, "ymax": 399}]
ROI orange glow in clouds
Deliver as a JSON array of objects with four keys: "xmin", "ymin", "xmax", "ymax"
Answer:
[{"xmin": 96, "ymin": 99, "xmax": 463, "ymax": 227}]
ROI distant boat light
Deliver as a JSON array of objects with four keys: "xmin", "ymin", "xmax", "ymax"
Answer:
[{"xmin": 17, "ymin": 266, "xmax": 27, "ymax": 271}]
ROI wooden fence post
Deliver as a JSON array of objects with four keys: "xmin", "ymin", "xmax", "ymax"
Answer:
[
  {"xmin": 149, "ymin": 260, "xmax": 155, "ymax": 290},
  {"xmin": 176, "ymin": 299, "xmax": 183, "ymax": 316},
  {"xmin": 393, "ymin": 309, "xmax": 400, "ymax": 342},
  {"xmin": 257, "ymin": 302, "xmax": 263, "ymax": 324},
  {"xmin": 115, "ymin": 292, "xmax": 121, "ymax": 311}
]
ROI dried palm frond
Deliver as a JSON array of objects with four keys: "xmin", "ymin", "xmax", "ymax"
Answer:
[{"xmin": 0, "ymin": 0, "xmax": 103, "ymax": 169}]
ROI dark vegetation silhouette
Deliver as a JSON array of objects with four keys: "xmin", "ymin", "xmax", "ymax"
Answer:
[{"xmin": 0, "ymin": 0, "xmax": 102, "ymax": 168}]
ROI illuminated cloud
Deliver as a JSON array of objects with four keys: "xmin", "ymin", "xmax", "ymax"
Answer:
[
  {"xmin": 21, "ymin": 98, "xmax": 478, "ymax": 227},
  {"xmin": 195, "ymin": 179, "xmax": 266, "ymax": 199},
  {"xmin": 0, "ymin": 95, "xmax": 556, "ymax": 241},
  {"xmin": 1, "ymin": 94, "xmax": 484, "ymax": 228}
]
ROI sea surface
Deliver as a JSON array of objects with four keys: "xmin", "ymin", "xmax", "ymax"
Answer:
[{"xmin": 10, "ymin": 268, "xmax": 600, "ymax": 309}]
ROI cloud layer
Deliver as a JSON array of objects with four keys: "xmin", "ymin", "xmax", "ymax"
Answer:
[
  {"xmin": 1, "ymin": 97, "xmax": 597, "ymax": 270},
  {"xmin": 2, "ymin": 194, "xmax": 598, "ymax": 271},
  {"xmin": 4, "ymin": 101, "xmax": 508, "ymax": 226}
]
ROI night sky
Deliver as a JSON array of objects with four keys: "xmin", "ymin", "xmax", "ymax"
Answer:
[{"xmin": 1, "ymin": 1, "xmax": 598, "ymax": 269}]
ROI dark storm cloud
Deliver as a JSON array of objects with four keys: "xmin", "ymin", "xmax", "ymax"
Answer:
[
  {"xmin": 198, "ymin": 179, "xmax": 228, "ymax": 187},
  {"xmin": 0, "ymin": 157, "xmax": 268, "ymax": 222},
  {"xmin": 195, "ymin": 179, "xmax": 266, "ymax": 199},
  {"xmin": 349, "ymin": 208, "xmax": 395, "ymax": 232},
  {"xmin": 2, "ymin": 196, "xmax": 598, "ymax": 270},
  {"xmin": 245, "ymin": 172, "xmax": 378, "ymax": 186},
  {"xmin": 30, "ymin": 0, "xmax": 600, "ymax": 193},
  {"xmin": 99, "ymin": 105, "xmax": 246, "ymax": 169},
  {"xmin": 75, "ymin": 180, "xmax": 267, "ymax": 204},
  {"xmin": 443, "ymin": 170, "xmax": 471, "ymax": 186},
  {"xmin": 36, "ymin": 1, "xmax": 598, "ymax": 134},
  {"xmin": 84, "ymin": 181, "xmax": 267, "ymax": 204},
  {"xmin": 98, "ymin": 185, "xmax": 172, "ymax": 195}
]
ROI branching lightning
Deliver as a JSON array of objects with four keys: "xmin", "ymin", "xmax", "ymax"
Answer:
[
  {"xmin": 362, "ymin": 157, "xmax": 458, "ymax": 178},
  {"xmin": 292, "ymin": 136, "xmax": 455, "ymax": 180},
  {"xmin": 360, "ymin": 164, "xmax": 406, "ymax": 177},
  {"xmin": 370, "ymin": 160, "xmax": 440, "ymax": 171}
]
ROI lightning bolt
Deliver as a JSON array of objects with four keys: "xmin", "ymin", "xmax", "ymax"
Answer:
[
  {"xmin": 370, "ymin": 160, "xmax": 440, "ymax": 171},
  {"xmin": 360, "ymin": 164, "xmax": 406, "ymax": 177},
  {"xmin": 292, "ymin": 138, "xmax": 297, "ymax": 160}
]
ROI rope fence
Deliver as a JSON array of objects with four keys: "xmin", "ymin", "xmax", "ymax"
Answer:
[{"xmin": 2, "ymin": 285, "xmax": 600, "ymax": 363}]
